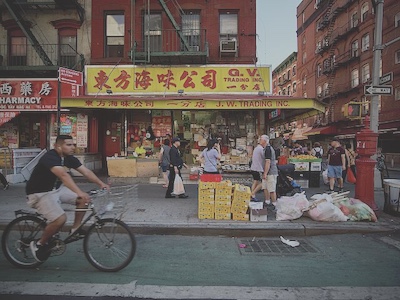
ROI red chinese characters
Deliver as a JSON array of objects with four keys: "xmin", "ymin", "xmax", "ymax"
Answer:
[
  {"xmin": 135, "ymin": 70, "xmax": 153, "ymax": 90},
  {"xmin": 114, "ymin": 70, "xmax": 131, "ymax": 90},
  {"xmin": 157, "ymin": 70, "xmax": 177, "ymax": 89},
  {"xmin": 94, "ymin": 70, "xmax": 111, "ymax": 89},
  {"xmin": 180, "ymin": 71, "xmax": 198, "ymax": 89},
  {"xmin": 201, "ymin": 70, "xmax": 217, "ymax": 90}
]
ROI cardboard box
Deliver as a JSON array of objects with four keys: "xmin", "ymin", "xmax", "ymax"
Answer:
[
  {"xmin": 107, "ymin": 158, "xmax": 137, "ymax": 177},
  {"xmin": 199, "ymin": 182, "xmax": 216, "ymax": 189},
  {"xmin": 232, "ymin": 213, "xmax": 249, "ymax": 221},
  {"xmin": 250, "ymin": 208, "xmax": 268, "ymax": 222},
  {"xmin": 215, "ymin": 206, "xmax": 230, "ymax": 214},
  {"xmin": 215, "ymin": 213, "xmax": 231, "ymax": 220},
  {"xmin": 198, "ymin": 204, "xmax": 215, "ymax": 214},
  {"xmin": 198, "ymin": 212, "xmax": 214, "ymax": 220}
]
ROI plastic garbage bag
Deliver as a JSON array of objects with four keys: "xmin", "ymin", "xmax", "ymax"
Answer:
[
  {"xmin": 276, "ymin": 192, "xmax": 309, "ymax": 221},
  {"xmin": 173, "ymin": 175, "xmax": 185, "ymax": 195},
  {"xmin": 322, "ymin": 169, "xmax": 329, "ymax": 185},
  {"xmin": 280, "ymin": 236, "xmax": 300, "ymax": 247},
  {"xmin": 334, "ymin": 198, "xmax": 377, "ymax": 222},
  {"xmin": 307, "ymin": 201, "xmax": 348, "ymax": 222}
]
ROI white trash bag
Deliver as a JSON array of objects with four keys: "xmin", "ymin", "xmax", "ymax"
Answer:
[
  {"xmin": 173, "ymin": 175, "xmax": 185, "ymax": 195},
  {"xmin": 307, "ymin": 201, "xmax": 348, "ymax": 222},
  {"xmin": 276, "ymin": 192, "xmax": 309, "ymax": 221}
]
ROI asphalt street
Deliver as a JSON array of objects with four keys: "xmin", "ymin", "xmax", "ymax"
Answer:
[{"xmin": 1, "ymin": 231, "xmax": 400, "ymax": 299}]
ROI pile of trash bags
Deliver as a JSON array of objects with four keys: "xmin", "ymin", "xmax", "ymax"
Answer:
[{"xmin": 275, "ymin": 191, "xmax": 377, "ymax": 222}]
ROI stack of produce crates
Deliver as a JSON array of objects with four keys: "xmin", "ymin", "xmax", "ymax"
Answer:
[
  {"xmin": 214, "ymin": 180, "xmax": 233, "ymax": 220},
  {"xmin": 198, "ymin": 174, "xmax": 222, "ymax": 220},
  {"xmin": 231, "ymin": 184, "xmax": 251, "ymax": 221}
]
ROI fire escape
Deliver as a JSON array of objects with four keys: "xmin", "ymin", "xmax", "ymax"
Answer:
[
  {"xmin": 130, "ymin": 0, "xmax": 208, "ymax": 65},
  {"xmin": 1, "ymin": 0, "xmax": 85, "ymax": 76}
]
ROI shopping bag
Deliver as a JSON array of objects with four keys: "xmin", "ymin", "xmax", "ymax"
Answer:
[
  {"xmin": 173, "ymin": 175, "xmax": 185, "ymax": 195},
  {"xmin": 347, "ymin": 168, "xmax": 356, "ymax": 184}
]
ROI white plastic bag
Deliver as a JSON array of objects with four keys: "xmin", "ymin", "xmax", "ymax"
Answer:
[
  {"xmin": 322, "ymin": 169, "xmax": 329, "ymax": 185},
  {"xmin": 308, "ymin": 201, "xmax": 348, "ymax": 222},
  {"xmin": 173, "ymin": 175, "xmax": 185, "ymax": 195},
  {"xmin": 276, "ymin": 192, "xmax": 309, "ymax": 221}
]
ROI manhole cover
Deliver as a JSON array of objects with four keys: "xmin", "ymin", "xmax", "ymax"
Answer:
[{"xmin": 237, "ymin": 238, "xmax": 319, "ymax": 255}]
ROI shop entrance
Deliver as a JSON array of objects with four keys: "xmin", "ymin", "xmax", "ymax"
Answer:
[{"xmin": 19, "ymin": 114, "xmax": 46, "ymax": 148}]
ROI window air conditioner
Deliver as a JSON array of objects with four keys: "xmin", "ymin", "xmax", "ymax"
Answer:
[
  {"xmin": 188, "ymin": 45, "xmax": 200, "ymax": 52},
  {"xmin": 220, "ymin": 40, "xmax": 237, "ymax": 53}
]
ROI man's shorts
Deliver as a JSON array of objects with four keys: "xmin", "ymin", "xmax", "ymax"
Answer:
[
  {"xmin": 251, "ymin": 171, "xmax": 262, "ymax": 181},
  {"xmin": 327, "ymin": 165, "xmax": 343, "ymax": 179},
  {"xmin": 262, "ymin": 175, "xmax": 278, "ymax": 192},
  {"xmin": 161, "ymin": 163, "xmax": 169, "ymax": 172},
  {"xmin": 27, "ymin": 186, "xmax": 78, "ymax": 223}
]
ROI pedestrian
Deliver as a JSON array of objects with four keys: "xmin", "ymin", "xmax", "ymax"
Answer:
[
  {"xmin": 26, "ymin": 135, "xmax": 110, "ymax": 262},
  {"xmin": 310, "ymin": 142, "xmax": 324, "ymax": 158},
  {"xmin": 272, "ymin": 133, "xmax": 285, "ymax": 158},
  {"xmin": 250, "ymin": 135, "xmax": 269, "ymax": 202},
  {"xmin": 263, "ymin": 135, "xmax": 279, "ymax": 208},
  {"xmin": 165, "ymin": 137, "xmax": 189, "ymax": 199},
  {"xmin": 344, "ymin": 143, "xmax": 357, "ymax": 178},
  {"xmin": 199, "ymin": 139, "xmax": 221, "ymax": 174},
  {"xmin": 327, "ymin": 138, "xmax": 346, "ymax": 193},
  {"xmin": 159, "ymin": 139, "xmax": 171, "ymax": 188},
  {"xmin": 0, "ymin": 171, "xmax": 9, "ymax": 190}
]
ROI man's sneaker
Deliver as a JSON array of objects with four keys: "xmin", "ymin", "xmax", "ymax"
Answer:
[
  {"xmin": 3, "ymin": 184, "xmax": 9, "ymax": 190},
  {"xmin": 251, "ymin": 196, "xmax": 262, "ymax": 202},
  {"xmin": 326, "ymin": 189, "xmax": 335, "ymax": 194},
  {"xmin": 30, "ymin": 241, "xmax": 50, "ymax": 262},
  {"xmin": 69, "ymin": 228, "xmax": 86, "ymax": 238}
]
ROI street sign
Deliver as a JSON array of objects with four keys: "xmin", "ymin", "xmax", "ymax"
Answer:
[
  {"xmin": 58, "ymin": 67, "xmax": 83, "ymax": 86},
  {"xmin": 364, "ymin": 85, "xmax": 393, "ymax": 96},
  {"xmin": 379, "ymin": 72, "xmax": 393, "ymax": 85}
]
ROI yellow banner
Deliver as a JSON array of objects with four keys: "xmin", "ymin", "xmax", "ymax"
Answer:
[
  {"xmin": 86, "ymin": 65, "xmax": 270, "ymax": 94},
  {"xmin": 62, "ymin": 98, "xmax": 325, "ymax": 112}
]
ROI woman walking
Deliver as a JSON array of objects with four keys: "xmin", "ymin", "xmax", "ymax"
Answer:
[{"xmin": 199, "ymin": 139, "xmax": 221, "ymax": 174}]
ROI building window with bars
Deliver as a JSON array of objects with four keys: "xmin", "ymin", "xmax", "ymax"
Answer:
[
  {"xmin": 361, "ymin": 3, "xmax": 369, "ymax": 22},
  {"xmin": 351, "ymin": 68, "xmax": 359, "ymax": 88},
  {"xmin": 105, "ymin": 13, "xmax": 125, "ymax": 58},
  {"xmin": 10, "ymin": 36, "xmax": 27, "ymax": 66},
  {"xmin": 362, "ymin": 63, "xmax": 370, "ymax": 83},
  {"xmin": 182, "ymin": 12, "xmax": 200, "ymax": 51},
  {"xmin": 144, "ymin": 14, "xmax": 162, "ymax": 52},
  {"xmin": 362, "ymin": 33, "xmax": 370, "ymax": 52}
]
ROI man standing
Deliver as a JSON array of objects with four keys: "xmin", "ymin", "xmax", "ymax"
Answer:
[
  {"xmin": 26, "ymin": 135, "xmax": 110, "ymax": 262},
  {"xmin": 327, "ymin": 138, "xmax": 346, "ymax": 193},
  {"xmin": 250, "ymin": 135, "xmax": 269, "ymax": 202},
  {"xmin": 165, "ymin": 137, "xmax": 189, "ymax": 198},
  {"xmin": 263, "ymin": 136, "xmax": 279, "ymax": 208}
]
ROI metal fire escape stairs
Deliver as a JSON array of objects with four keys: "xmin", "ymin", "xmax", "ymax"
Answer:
[
  {"xmin": 322, "ymin": 0, "xmax": 340, "ymax": 123},
  {"xmin": 3, "ymin": 0, "xmax": 53, "ymax": 66},
  {"xmin": 131, "ymin": 0, "xmax": 190, "ymax": 64},
  {"xmin": 3, "ymin": 0, "xmax": 85, "ymax": 67}
]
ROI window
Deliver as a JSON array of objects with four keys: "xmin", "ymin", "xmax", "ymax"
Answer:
[
  {"xmin": 362, "ymin": 34, "xmax": 370, "ymax": 51},
  {"xmin": 288, "ymin": 86, "xmax": 291, "ymax": 95},
  {"xmin": 278, "ymin": 76, "xmax": 282, "ymax": 84},
  {"xmin": 282, "ymin": 88, "xmax": 286, "ymax": 95},
  {"xmin": 293, "ymin": 82, "xmax": 297, "ymax": 93},
  {"xmin": 323, "ymin": 82, "xmax": 329, "ymax": 95},
  {"xmin": 273, "ymin": 81, "xmax": 276, "ymax": 88},
  {"xmin": 59, "ymin": 35, "xmax": 77, "ymax": 67},
  {"xmin": 317, "ymin": 85, "xmax": 322, "ymax": 96},
  {"xmin": 396, "ymin": 13, "xmax": 400, "ymax": 27},
  {"xmin": 144, "ymin": 14, "xmax": 162, "ymax": 52},
  {"xmin": 396, "ymin": 50, "xmax": 400, "ymax": 64},
  {"xmin": 302, "ymin": 35, "xmax": 306, "ymax": 45},
  {"xmin": 303, "ymin": 92, "xmax": 307, "ymax": 98},
  {"xmin": 302, "ymin": 52, "xmax": 307, "ymax": 64},
  {"xmin": 351, "ymin": 12, "xmax": 359, "ymax": 28},
  {"xmin": 351, "ymin": 68, "xmax": 359, "ymax": 88},
  {"xmin": 287, "ymin": 70, "xmax": 291, "ymax": 79},
  {"xmin": 10, "ymin": 36, "xmax": 27, "ymax": 66},
  {"xmin": 395, "ymin": 87, "xmax": 400, "ymax": 101},
  {"xmin": 351, "ymin": 40, "xmax": 359, "ymax": 57},
  {"xmin": 317, "ymin": 64, "xmax": 322, "ymax": 77},
  {"xmin": 361, "ymin": 3, "xmax": 369, "ymax": 22},
  {"xmin": 323, "ymin": 58, "xmax": 330, "ymax": 72},
  {"xmin": 362, "ymin": 63, "xmax": 370, "ymax": 83},
  {"xmin": 302, "ymin": 74, "xmax": 307, "ymax": 85},
  {"xmin": 182, "ymin": 12, "xmax": 200, "ymax": 51},
  {"xmin": 292, "ymin": 66, "xmax": 296, "ymax": 76},
  {"xmin": 106, "ymin": 13, "xmax": 124, "ymax": 58},
  {"xmin": 220, "ymin": 12, "xmax": 238, "ymax": 41}
]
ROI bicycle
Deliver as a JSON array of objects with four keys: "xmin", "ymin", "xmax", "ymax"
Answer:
[{"xmin": 1, "ymin": 185, "xmax": 137, "ymax": 272}]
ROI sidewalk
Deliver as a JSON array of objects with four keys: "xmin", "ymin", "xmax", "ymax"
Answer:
[{"xmin": 1, "ymin": 174, "xmax": 400, "ymax": 237}]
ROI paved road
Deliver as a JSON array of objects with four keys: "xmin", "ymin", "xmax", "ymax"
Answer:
[{"xmin": 1, "ymin": 231, "xmax": 400, "ymax": 299}]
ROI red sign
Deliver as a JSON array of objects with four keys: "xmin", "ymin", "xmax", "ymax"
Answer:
[
  {"xmin": 0, "ymin": 111, "xmax": 20, "ymax": 127},
  {"xmin": 59, "ymin": 67, "xmax": 83, "ymax": 86},
  {"xmin": 0, "ymin": 79, "xmax": 77, "ymax": 111}
]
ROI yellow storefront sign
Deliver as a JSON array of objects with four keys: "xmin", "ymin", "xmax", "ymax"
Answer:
[
  {"xmin": 86, "ymin": 65, "xmax": 271, "ymax": 94},
  {"xmin": 62, "ymin": 98, "xmax": 325, "ymax": 112}
]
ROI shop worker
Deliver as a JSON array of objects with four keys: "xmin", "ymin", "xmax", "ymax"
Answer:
[
  {"xmin": 327, "ymin": 138, "xmax": 346, "ymax": 193},
  {"xmin": 134, "ymin": 140, "xmax": 146, "ymax": 157},
  {"xmin": 26, "ymin": 135, "xmax": 110, "ymax": 262},
  {"xmin": 165, "ymin": 137, "xmax": 189, "ymax": 199}
]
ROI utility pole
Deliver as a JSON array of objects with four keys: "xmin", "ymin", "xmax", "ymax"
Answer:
[{"xmin": 370, "ymin": 0, "xmax": 384, "ymax": 133}]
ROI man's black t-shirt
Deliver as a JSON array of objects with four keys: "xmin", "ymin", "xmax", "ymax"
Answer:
[{"xmin": 26, "ymin": 149, "xmax": 82, "ymax": 195}]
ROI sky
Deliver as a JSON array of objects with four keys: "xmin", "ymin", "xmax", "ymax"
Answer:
[{"xmin": 256, "ymin": 0, "xmax": 302, "ymax": 70}]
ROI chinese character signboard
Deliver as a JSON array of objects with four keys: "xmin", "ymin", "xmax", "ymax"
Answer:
[
  {"xmin": 0, "ymin": 79, "xmax": 78, "ymax": 111},
  {"xmin": 62, "ymin": 97, "xmax": 326, "ymax": 112},
  {"xmin": 86, "ymin": 65, "xmax": 271, "ymax": 95}
]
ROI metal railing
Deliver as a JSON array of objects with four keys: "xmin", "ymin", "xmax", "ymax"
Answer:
[
  {"xmin": 132, "ymin": 28, "xmax": 208, "ymax": 54},
  {"xmin": 0, "ymin": 43, "xmax": 82, "ymax": 69}
]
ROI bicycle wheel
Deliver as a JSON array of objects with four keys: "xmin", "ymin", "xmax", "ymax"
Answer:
[
  {"xmin": 83, "ymin": 218, "xmax": 136, "ymax": 272},
  {"xmin": 1, "ymin": 215, "xmax": 46, "ymax": 268}
]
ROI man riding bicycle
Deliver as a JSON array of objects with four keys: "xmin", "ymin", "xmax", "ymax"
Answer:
[{"xmin": 26, "ymin": 135, "xmax": 110, "ymax": 262}]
